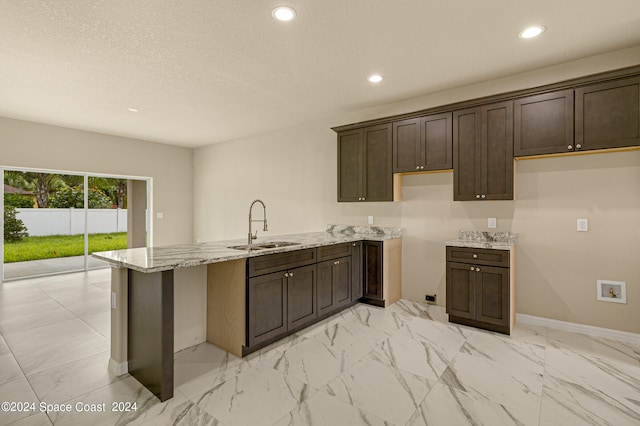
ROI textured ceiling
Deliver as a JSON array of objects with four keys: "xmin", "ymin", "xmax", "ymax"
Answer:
[{"xmin": 1, "ymin": 1, "xmax": 640, "ymax": 148}]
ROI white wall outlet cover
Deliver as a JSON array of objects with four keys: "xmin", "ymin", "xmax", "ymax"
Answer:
[
  {"xmin": 368, "ymin": 216, "xmax": 374, "ymax": 225},
  {"xmin": 577, "ymin": 218, "xmax": 588, "ymax": 232},
  {"xmin": 488, "ymin": 218, "xmax": 497, "ymax": 228},
  {"xmin": 156, "ymin": 212, "xmax": 164, "ymax": 219}
]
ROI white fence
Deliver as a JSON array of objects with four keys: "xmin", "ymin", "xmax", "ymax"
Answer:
[{"xmin": 15, "ymin": 208, "xmax": 127, "ymax": 236}]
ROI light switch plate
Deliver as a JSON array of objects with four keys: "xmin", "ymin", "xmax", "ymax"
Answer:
[
  {"xmin": 488, "ymin": 218, "xmax": 497, "ymax": 229},
  {"xmin": 577, "ymin": 218, "xmax": 588, "ymax": 232},
  {"xmin": 111, "ymin": 292, "xmax": 117, "ymax": 309},
  {"xmin": 368, "ymin": 216, "xmax": 374, "ymax": 225}
]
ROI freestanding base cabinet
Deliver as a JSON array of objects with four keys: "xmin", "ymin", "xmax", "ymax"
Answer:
[{"xmin": 446, "ymin": 246, "xmax": 516, "ymax": 334}]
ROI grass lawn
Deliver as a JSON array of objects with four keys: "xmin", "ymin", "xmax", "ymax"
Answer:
[{"xmin": 4, "ymin": 232, "xmax": 127, "ymax": 263}]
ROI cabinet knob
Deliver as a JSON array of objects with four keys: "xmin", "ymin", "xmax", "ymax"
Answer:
[
  {"xmin": 334, "ymin": 261, "xmax": 340, "ymax": 265},
  {"xmin": 289, "ymin": 272, "xmax": 294, "ymax": 277},
  {"xmin": 475, "ymin": 268, "xmax": 480, "ymax": 272},
  {"xmin": 472, "ymin": 254, "xmax": 478, "ymax": 259},
  {"xmin": 470, "ymin": 266, "xmax": 475, "ymax": 271},
  {"xmin": 481, "ymin": 195, "xmax": 486, "ymax": 199},
  {"xmin": 352, "ymin": 243, "xmax": 357, "ymax": 247},
  {"xmin": 476, "ymin": 195, "xmax": 480, "ymax": 199},
  {"xmin": 420, "ymin": 165, "xmax": 425, "ymax": 170},
  {"xmin": 416, "ymin": 166, "xmax": 420, "ymax": 170},
  {"xmin": 568, "ymin": 145, "xmax": 573, "ymax": 150},
  {"xmin": 283, "ymin": 272, "xmax": 289, "ymax": 277},
  {"xmin": 576, "ymin": 144, "xmax": 582, "ymax": 149}
]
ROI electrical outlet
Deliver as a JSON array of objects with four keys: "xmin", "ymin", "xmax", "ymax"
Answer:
[
  {"xmin": 111, "ymin": 292, "xmax": 117, "ymax": 309},
  {"xmin": 425, "ymin": 294, "xmax": 436, "ymax": 302},
  {"xmin": 368, "ymin": 216, "xmax": 374, "ymax": 225},
  {"xmin": 488, "ymin": 218, "xmax": 497, "ymax": 229},
  {"xmin": 577, "ymin": 218, "xmax": 588, "ymax": 232}
]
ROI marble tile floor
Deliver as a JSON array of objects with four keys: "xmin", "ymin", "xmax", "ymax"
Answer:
[{"xmin": 1, "ymin": 270, "xmax": 639, "ymax": 425}]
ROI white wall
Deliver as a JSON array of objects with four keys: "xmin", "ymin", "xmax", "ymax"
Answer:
[
  {"xmin": 1, "ymin": 118, "xmax": 193, "ymax": 246},
  {"xmin": 194, "ymin": 45, "xmax": 640, "ymax": 334},
  {"xmin": 16, "ymin": 208, "xmax": 127, "ymax": 236}
]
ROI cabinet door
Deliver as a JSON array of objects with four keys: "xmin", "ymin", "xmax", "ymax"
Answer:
[
  {"xmin": 363, "ymin": 124, "xmax": 393, "ymax": 201},
  {"xmin": 475, "ymin": 265, "xmax": 509, "ymax": 327},
  {"xmin": 363, "ymin": 241, "xmax": 383, "ymax": 301},
  {"xmin": 317, "ymin": 256, "xmax": 352, "ymax": 316},
  {"xmin": 248, "ymin": 272, "xmax": 287, "ymax": 347},
  {"xmin": 316, "ymin": 260, "xmax": 335, "ymax": 316},
  {"xmin": 337, "ymin": 129, "xmax": 363, "ymax": 202},
  {"xmin": 287, "ymin": 264, "xmax": 317, "ymax": 330},
  {"xmin": 334, "ymin": 256, "xmax": 352, "ymax": 310},
  {"xmin": 514, "ymin": 90, "xmax": 574, "ymax": 156},
  {"xmin": 482, "ymin": 101, "xmax": 513, "ymax": 200},
  {"xmin": 453, "ymin": 107, "xmax": 482, "ymax": 201},
  {"xmin": 422, "ymin": 112, "xmax": 453, "ymax": 171},
  {"xmin": 575, "ymin": 76, "xmax": 640, "ymax": 151},
  {"xmin": 351, "ymin": 242, "xmax": 363, "ymax": 301},
  {"xmin": 393, "ymin": 118, "xmax": 421, "ymax": 173},
  {"xmin": 446, "ymin": 262, "xmax": 475, "ymax": 320}
]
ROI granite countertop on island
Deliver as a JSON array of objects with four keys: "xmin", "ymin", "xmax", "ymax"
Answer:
[
  {"xmin": 445, "ymin": 230, "xmax": 518, "ymax": 250},
  {"xmin": 92, "ymin": 224, "xmax": 402, "ymax": 273}
]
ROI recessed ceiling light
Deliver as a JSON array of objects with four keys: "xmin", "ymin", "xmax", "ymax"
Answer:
[
  {"xmin": 519, "ymin": 26, "xmax": 546, "ymax": 39},
  {"xmin": 272, "ymin": 6, "xmax": 296, "ymax": 21},
  {"xmin": 127, "ymin": 107, "xmax": 139, "ymax": 112},
  {"xmin": 367, "ymin": 74, "xmax": 384, "ymax": 83}
]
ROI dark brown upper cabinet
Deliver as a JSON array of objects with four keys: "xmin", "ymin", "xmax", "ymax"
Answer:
[
  {"xmin": 453, "ymin": 101, "xmax": 514, "ymax": 201},
  {"xmin": 393, "ymin": 112, "xmax": 452, "ymax": 173},
  {"xmin": 514, "ymin": 90, "xmax": 574, "ymax": 156},
  {"xmin": 575, "ymin": 76, "xmax": 640, "ymax": 151},
  {"xmin": 337, "ymin": 124, "xmax": 393, "ymax": 202}
]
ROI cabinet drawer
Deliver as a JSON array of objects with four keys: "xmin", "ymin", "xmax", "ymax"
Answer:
[
  {"xmin": 317, "ymin": 243, "xmax": 352, "ymax": 262},
  {"xmin": 248, "ymin": 248, "xmax": 317, "ymax": 277},
  {"xmin": 446, "ymin": 246, "xmax": 509, "ymax": 267}
]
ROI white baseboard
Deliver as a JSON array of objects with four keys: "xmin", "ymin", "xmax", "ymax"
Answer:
[
  {"xmin": 516, "ymin": 313, "xmax": 640, "ymax": 344},
  {"xmin": 108, "ymin": 358, "xmax": 128, "ymax": 376}
]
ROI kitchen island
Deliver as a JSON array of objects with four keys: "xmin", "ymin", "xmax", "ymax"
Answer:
[{"xmin": 93, "ymin": 225, "xmax": 402, "ymax": 401}]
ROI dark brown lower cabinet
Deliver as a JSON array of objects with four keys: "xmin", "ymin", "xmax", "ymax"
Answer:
[
  {"xmin": 351, "ymin": 241, "xmax": 363, "ymax": 301},
  {"xmin": 247, "ymin": 263, "xmax": 317, "ymax": 348},
  {"xmin": 287, "ymin": 264, "xmax": 318, "ymax": 330},
  {"xmin": 247, "ymin": 271, "xmax": 288, "ymax": 348},
  {"xmin": 363, "ymin": 241, "xmax": 384, "ymax": 305},
  {"xmin": 446, "ymin": 246, "xmax": 514, "ymax": 334},
  {"xmin": 317, "ymin": 256, "xmax": 351, "ymax": 316}
]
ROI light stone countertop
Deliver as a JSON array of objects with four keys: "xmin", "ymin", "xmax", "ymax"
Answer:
[
  {"xmin": 92, "ymin": 224, "xmax": 402, "ymax": 273},
  {"xmin": 445, "ymin": 230, "xmax": 517, "ymax": 250}
]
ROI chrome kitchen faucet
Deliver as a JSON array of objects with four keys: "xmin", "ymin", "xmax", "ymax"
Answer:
[{"xmin": 248, "ymin": 199, "xmax": 268, "ymax": 245}]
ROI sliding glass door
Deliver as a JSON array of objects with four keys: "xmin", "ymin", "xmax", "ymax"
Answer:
[{"xmin": 1, "ymin": 166, "xmax": 149, "ymax": 281}]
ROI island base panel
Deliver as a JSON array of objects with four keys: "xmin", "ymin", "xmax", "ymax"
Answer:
[{"xmin": 128, "ymin": 269, "xmax": 174, "ymax": 402}]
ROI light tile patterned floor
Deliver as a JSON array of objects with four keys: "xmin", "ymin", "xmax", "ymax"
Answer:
[{"xmin": 1, "ymin": 269, "xmax": 639, "ymax": 425}]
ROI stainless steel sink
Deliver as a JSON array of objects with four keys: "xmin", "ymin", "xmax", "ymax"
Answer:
[{"xmin": 227, "ymin": 241, "xmax": 301, "ymax": 251}]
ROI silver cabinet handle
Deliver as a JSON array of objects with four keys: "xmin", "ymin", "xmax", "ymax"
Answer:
[
  {"xmin": 475, "ymin": 268, "xmax": 480, "ymax": 272},
  {"xmin": 472, "ymin": 254, "xmax": 478, "ymax": 259},
  {"xmin": 470, "ymin": 266, "xmax": 475, "ymax": 271},
  {"xmin": 576, "ymin": 144, "xmax": 582, "ymax": 149},
  {"xmin": 476, "ymin": 195, "xmax": 480, "ymax": 199},
  {"xmin": 568, "ymin": 145, "xmax": 573, "ymax": 150}
]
